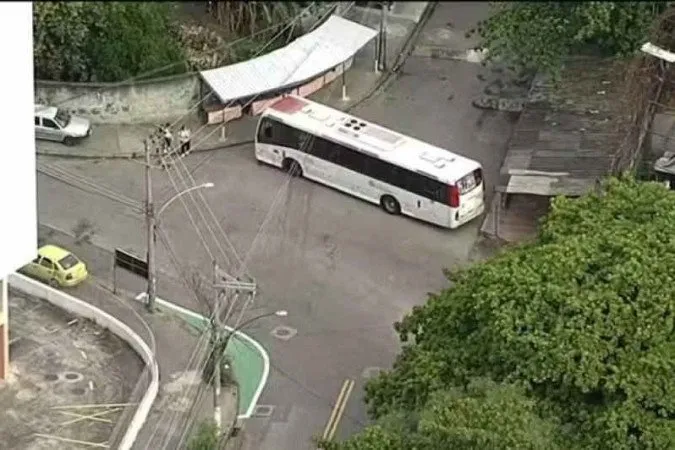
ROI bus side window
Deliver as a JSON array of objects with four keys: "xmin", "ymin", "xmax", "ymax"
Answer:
[
  {"xmin": 310, "ymin": 137, "xmax": 334, "ymax": 160},
  {"xmin": 298, "ymin": 130, "xmax": 313, "ymax": 153}
]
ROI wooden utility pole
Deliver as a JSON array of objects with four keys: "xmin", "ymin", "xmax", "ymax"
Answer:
[{"xmin": 211, "ymin": 264, "xmax": 257, "ymax": 434}]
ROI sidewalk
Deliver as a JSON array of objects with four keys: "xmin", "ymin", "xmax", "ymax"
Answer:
[{"xmin": 36, "ymin": 2, "xmax": 432, "ymax": 160}]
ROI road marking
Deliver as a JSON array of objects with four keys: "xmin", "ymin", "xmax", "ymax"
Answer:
[{"xmin": 322, "ymin": 378, "xmax": 355, "ymax": 442}]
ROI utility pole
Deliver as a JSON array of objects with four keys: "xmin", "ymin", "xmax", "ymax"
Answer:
[
  {"xmin": 211, "ymin": 264, "xmax": 257, "ymax": 434},
  {"xmin": 381, "ymin": 1, "xmax": 388, "ymax": 72},
  {"xmin": 378, "ymin": 2, "xmax": 388, "ymax": 72},
  {"xmin": 145, "ymin": 139, "xmax": 157, "ymax": 313},
  {"xmin": 212, "ymin": 262, "xmax": 223, "ymax": 431}
]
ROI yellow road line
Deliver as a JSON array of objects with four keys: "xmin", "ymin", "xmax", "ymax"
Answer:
[
  {"xmin": 322, "ymin": 378, "xmax": 354, "ymax": 442},
  {"xmin": 322, "ymin": 379, "xmax": 350, "ymax": 440}
]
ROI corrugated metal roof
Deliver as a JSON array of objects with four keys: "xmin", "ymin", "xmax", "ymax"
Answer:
[{"xmin": 200, "ymin": 15, "xmax": 378, "ymax": 104}]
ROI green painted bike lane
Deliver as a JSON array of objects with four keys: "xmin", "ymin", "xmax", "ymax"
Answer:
[{"xmin": 135, "ymin": 293, "xmax": 268, "ymax": 419}]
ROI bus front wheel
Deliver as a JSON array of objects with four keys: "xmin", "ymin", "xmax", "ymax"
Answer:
[
  {"xmin": 381, "ymin": 195, "xmax": 400, "ymax": 215},
  {"xmin": 283, "ymin": 158, "xmax": 303, "ymax": 177}
]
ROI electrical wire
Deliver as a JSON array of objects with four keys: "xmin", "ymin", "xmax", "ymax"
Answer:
[
  {"xmin": 153, "ymin": 0, "xmax": 344, "ymax": 283},
  {"xmin": 37, "ymin": 162, "xmax": 144, "ymax": 213},
  {"xmin": 142, "ymin": 1, "xmax": 334, "ymax": 284},
  {"xmin": 136, "ymin": 4, "xmax": 367, "ymax": 446},
  {"xmin": 155, "ymin": 0, "xmax": 347, "ymax": 277},
  {"xmin": 141, "ymin": 1, "xmax": 323, "ymax": 273},
  {"xmin": 146, "ymin": 19, "xmax": 340, "ymax": 447}
]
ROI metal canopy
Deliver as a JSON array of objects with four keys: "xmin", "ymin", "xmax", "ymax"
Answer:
[{"xmin": 200, "ymin": 15, "xmax": 378, "ymax": 104}]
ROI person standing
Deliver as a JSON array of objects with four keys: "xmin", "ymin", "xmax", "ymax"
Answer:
[
  {"xmin": 179, "ymin": 125, "xmax": 191, "ymax": 156},
  {"xmin": 163, "ymin": 123, "xmax": 173, "ymax": 154},
  {"xmin": 161, "ymin": 123, "xmax": 173, "ymax": 169}
]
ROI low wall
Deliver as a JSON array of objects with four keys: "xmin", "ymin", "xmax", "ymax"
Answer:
[
  {"xmin": 7, "ymin": 272, "xmax": 159, "ymax": 450},
  {"xmin": 35, "ymin": 72, "xmax": 201, "ymax": 125}
]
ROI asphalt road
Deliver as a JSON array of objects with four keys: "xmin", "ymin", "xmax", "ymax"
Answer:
[{"xmin": 35, "ymin": 4, "xmax": 515, "ymax": 448}]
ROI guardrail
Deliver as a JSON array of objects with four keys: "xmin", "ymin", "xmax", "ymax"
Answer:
[{"xmin": 7, "ymin": 272, "xmax": 159, "ymax": 450}]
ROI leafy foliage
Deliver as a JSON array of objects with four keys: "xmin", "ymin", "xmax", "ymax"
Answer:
[
  {"xmin": 354, "ymin": 178, "xmax": 675, "ymax": 449},
  {"xmin": 34, "ymin": 2, "xmax": 186, "ymax": 82},
  {"xmin": 472, "ymin": 2, "xmax": 666, "ymax": 75},
  {"xmin": 321, "ymin": 379, "xmax": 562, "ymax": 450},
  {"xmin": 187, "ymin": 420, "xmax": 219, "ymax": 450}
]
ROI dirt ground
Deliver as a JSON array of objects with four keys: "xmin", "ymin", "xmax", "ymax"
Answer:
[{"xmin": 0, "ymin": 291, "xmax": 144, "ymax": 450}]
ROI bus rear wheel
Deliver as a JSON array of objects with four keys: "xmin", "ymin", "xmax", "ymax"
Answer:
[
  {"xmin": 283, "ymin": 158, "xmax": 303, "ymax": 177},
  {"xmin": 381, "ymin": 195, "xmax": 400, "ymax": 215}
]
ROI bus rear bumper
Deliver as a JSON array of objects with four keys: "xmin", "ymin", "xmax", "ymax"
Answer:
[{"xmin": 450, "ymin": 202, "xmax": 485, "ymax": 229}]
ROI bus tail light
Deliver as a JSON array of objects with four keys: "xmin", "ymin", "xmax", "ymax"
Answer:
[{"xmin": 447, "ymin": 185, "xmax": 460, "ymax": 207}]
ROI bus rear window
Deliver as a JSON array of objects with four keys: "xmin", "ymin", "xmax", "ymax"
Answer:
[{"xmin": 457, "ymin": 168, "xmax": 483, "ymax": 194}]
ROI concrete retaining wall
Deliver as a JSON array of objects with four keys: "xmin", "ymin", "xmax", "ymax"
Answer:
[
  {"xmin": 7, "ymin": 272, "xmax": 159, "ymax": 450},
  {"xmin": 35, "ymin": 73, "xmax": 201, "ymax": 125}
]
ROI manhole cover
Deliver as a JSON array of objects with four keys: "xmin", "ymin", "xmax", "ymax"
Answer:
[
  {"xmin": 71, "ymin": 387, "xmax": 86, "ymax": 396},
  {"xmin": 44, "ymin": 374, "xmax": 59, "ymax": 382},
  {"xmin": 61, "ymin": 372, "xmax": 84, "ymax": 383},
  {"xmin": 253, "ymin": 405, "xmax": 275, "ymax": 417},
  {"xmin": 270, "ymin": 326, "xmax": 297, "ymax": 341}
]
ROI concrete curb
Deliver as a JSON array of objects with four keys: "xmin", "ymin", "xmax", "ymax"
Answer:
[
  {"xmin": 132, "ymin": 292, "xmax": 270, "ymax": 421},
  {"xmin": 7, "ymin": 272, "xmax": 159, "ymax": 450},
  {"xmin": 412, "ymin": 46, "xmax": 488, "ymax": 63},
  {"xmin": 36, "ymin": 138, "xmax": 255, "ymax": 160}
]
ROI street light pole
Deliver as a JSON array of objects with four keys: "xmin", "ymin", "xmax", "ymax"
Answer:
[
  {"xmin": 144, "ymin": 177, "xmax": 215, "ymax": 313},
  {"xmin": 213, "ymin": 262, "xmax": 223, "ymax": 431},
  {"xmin": 145, "ymin": 140, "xmax": 157, "ymax": 313}
]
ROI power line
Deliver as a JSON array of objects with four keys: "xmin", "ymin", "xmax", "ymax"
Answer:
[
  {"xmin": 154, "ymin": 0, "xmax": 347, "ymax": 277},
  {"xmin": 140, "ymin": 2, "xmax": 332, "ymax": 284},
  {"xmin": 37, "ymin": 162, "xmax": 144, "ymax": 213},
  {"xmin": 146, "ymin": 12, "xmax": 344, "ymax": 443}
]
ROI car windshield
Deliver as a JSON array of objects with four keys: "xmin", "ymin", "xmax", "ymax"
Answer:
[
  {"xmin": 58, "ymin": 254, "xmax": 79, "ymax": 270},
  {"xmin": 54, "ymin": 108, "xmax": 71, "ymax": 128}
]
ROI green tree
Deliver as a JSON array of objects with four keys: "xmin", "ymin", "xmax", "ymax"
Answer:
[
  {"xmin": 34, "ymin": 2, "xmax": 186, "ymax": 82},
  {"xmin": 84, "ymin": 2, "xmax": 186, "ymax": 82},
  {"xmin": 363, "ymin": 178, "xmax": 675, "ymax": 448},
  {"xmin": 322, "ymin": 379, "xmax": 562, "ymax": 450},
  {"xmin": 33, "ymin": 2, "xmax": 90, "ymax": 82},
  {"xmin": 472, "ymin": 2, "xmax": 666, "ymax": 75}
]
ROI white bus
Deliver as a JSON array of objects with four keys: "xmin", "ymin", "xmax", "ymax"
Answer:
[{"xmin": 254, "ymin": 95, "xmax": 485, "ymax": 229}]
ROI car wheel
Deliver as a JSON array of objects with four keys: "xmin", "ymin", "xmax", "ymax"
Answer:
[
  {"xmin": 63, "ymin": 136, "xmax": 75, "ymax": 146},
  {"xmin": 381, "ymin": 195, "xmax": 401, "ymax": 215},
  {"xmin": 48, "ymin": 278, "xmax": 59, "ymax": 288}
]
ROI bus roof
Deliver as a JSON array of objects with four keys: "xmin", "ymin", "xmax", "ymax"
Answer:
[{"xmin": 263, "ymin": 95, "xmax": 481, "ymax": 184}]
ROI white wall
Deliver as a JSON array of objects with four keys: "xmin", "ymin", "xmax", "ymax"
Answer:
[{"xmin": 0, "ymin": 3, "xmax": 37, "ymax": 278}]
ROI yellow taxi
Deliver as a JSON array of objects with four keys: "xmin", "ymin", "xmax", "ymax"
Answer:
[{"xmin": 19, "ymin": 245, "xmax": 89, "ymax": 287}]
